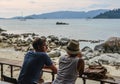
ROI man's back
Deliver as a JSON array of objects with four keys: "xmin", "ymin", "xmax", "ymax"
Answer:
[{"xmin": 18, "ymin": 51, "xmax": 52, "ymax": 84}]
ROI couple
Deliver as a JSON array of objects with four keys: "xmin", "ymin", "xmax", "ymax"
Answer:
[{"xmin": 18, "ymin": 37, "xmax": 84, "ymax": 84}]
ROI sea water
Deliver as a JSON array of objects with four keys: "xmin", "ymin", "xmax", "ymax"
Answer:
[{"xmin": 0, "ymin": 19, "xmax": 120, "ymax": 49}]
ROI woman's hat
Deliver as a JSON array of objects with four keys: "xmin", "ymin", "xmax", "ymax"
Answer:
[{"xmin": 65, "ymin": 39, "xmax": 80, "ymax": 54}]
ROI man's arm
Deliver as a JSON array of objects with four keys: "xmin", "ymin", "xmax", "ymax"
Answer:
[
  {"xmin": 43, "ymin": 64, "xmax": 57, "ymax": 74},
  {"xmin": 77, "ymin": 59, "xmax": 85, "ymax": 77},
  {"xmin": 48, "ymin": 64, "xmax": 57, "ymax": 74}
]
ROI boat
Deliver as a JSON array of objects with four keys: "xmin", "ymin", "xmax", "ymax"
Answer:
[{"xmin": 56, "ymin": 22, "xmax": 69, "ymax": 25}]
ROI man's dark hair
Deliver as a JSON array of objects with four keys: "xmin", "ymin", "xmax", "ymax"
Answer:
[{"xmin": 32, "ymin": 37, "xmax": 45, "ymax": 50}]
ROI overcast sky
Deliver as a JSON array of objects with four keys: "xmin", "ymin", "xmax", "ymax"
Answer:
[{"xmin": 0, "ymin": 0, "xmax": 120, "ymax": 18}]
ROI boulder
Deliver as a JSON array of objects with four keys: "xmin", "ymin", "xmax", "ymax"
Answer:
[
  {"xmin": 94, "ymin": 37, "xmax": 120, "ymax": 53},
  {"xmin": 104, "ymin": 37, "xmax": 120, "ymax": 53},
  {"xmin": 94, "ymin": 43, "xmax": 105, "ymax": 53},
  {"xmin": 59, "ymin": 38, "xmax": 70, "ymax": 46},
  {"xmin": 81, "ymin": 46, "xmax": 93, "ymax": 53},
  {"xmin": 47, "ymin": 49, "xmax": 61, "ymax": 58},
  {"xmin": 0, "ymin": 28, "xmax": 6, "ymax": 33},
  {"xmin": 47, "ymin": 35, "xmax": 59, "ymax": 42}
]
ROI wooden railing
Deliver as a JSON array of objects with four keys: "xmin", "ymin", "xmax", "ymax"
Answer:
[
  {"xmin": 0, "ymin": 58, "xmax": 120, "ymax": 84},
  {"xmin": 0, "ymin": 58, "xmax": 55, "ymax": 81}
]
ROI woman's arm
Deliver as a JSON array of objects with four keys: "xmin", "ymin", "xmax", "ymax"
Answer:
[{"xmin": 77, "ymin": 59, "xmax": 85, "ymax": 77}]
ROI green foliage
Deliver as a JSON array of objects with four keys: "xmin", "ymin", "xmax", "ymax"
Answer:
[{"xmin": 94, "ymin": 9, "xmax": 120, "ymax": 19}]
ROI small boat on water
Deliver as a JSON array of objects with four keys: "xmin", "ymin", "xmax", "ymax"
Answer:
[{"xmin": 56, "ymin": 22, "xmax": 69, "ymax": 25}]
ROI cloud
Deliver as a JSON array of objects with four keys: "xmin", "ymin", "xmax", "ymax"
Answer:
[
  {"xmin": 88, "ymin": 4, "xmax": 110, "ymax": 9},
  {"xmin": 28, "ymin": 0, "xmax": 37, "ymax": 4},
  {"xmin": 0, "ymin": 0, "xmax": 13, "ymax": 1},
  {"xmin": 0, "ymin": 0, "xmax": 120, "ymax": 18}
]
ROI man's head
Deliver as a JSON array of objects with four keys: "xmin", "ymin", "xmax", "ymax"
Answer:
[{"xmin": 32, "ymin": 37, "xmax": 47, "ymax": 52}]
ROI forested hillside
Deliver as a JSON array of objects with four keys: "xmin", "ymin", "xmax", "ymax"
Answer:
[{"xmin": 94, "ymin": 9, "xmax": 120, "ymax": 18}]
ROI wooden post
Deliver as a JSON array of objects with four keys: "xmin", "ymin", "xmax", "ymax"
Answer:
[
  {"xmin": 51, "ymin": 72, "xmax": 55, "ymax": 81},
  {"xmin": 1, "ymin": 64, "xmax": 3, "ymax": 80},
  {"xmin": 82, "ymin": 78, "xmax": 86, "ymax": 84},
  {"xmin": 10, "ymin": 65, "xmax": 13, "ymax": 78},
  {"xmin": 100, "ymin": 81, "xmax": 105, "ymax": 84}
]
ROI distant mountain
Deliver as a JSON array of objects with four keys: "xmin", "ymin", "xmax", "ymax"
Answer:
[
  {"xmin": 0, "ymin": 18, "xmax": 4, "ymax": 19},
  {"xmin": 11, "ymin": 16, "xmax": 23, "ymax": 19},
  {"xmin": 12, "ymin": 9, "xmax": 108, "ymax": 19},
  {"xmin": 94, "ymin": 9, "xmax": 120, "ymax": 19}
]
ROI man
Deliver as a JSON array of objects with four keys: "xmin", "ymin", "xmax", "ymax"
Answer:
[{"xmin": 18, "ymin": 37, "xmax": 57, "ymax": 84}]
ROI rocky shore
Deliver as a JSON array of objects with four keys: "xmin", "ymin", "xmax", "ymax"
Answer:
[{"xmin": 0, "ymin": 29, "xmax": 120, "ymax": 83}]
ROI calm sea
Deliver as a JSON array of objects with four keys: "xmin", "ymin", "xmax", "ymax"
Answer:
[{"xmin": 0, "ymin": 19, "xmax": 120, "ymax": 49}]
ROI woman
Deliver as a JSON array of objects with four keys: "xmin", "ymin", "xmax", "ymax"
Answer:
[{"xmin": 52, "ymin": 39, "xmax": 84, "ymax": 84}]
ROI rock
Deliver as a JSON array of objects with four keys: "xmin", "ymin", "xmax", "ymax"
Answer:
[
  {"xmin": 59, "ymin": 37, "xmax": 70, "ymax": 46},
  {"xmin": 81, "ymin": 46, "xmax": 93, "ymax": 53},
  {"xmin": 94, "ymin": 43, "xmax": 105, "ymax": 53},
  {"xmin": 48, "ymin": 42, "xmax": 57, "ymax": 49},
  {"xmin": 94, "ymin": 37, "xmax": 120, "ymax": 53},
  {"xmin": 83, "ymin": 52, "xmax": 95, "ymax": 60},
  {"xmin": 87, "ymin": 53, "xmax": 120, "ymax": 65},
  {"xmin": 41, "ymin": 36, "xmax": 46, "ymax": 39},
  {"xmin": 27, "ymin": 44, "xmax": 34, "ymax": 51},
  {"xmin": 1, "ymin": 33, "xmax": 8, "ymax": 36},
  {"xmin": 47, "ymin": 49, "xmax": 61, "ymax": 58},
  {"xmin": 0, "ymin": 28, "xmax": 6, "ymax": 33},
  {"xmin": 2, "ymin": 36, "xmax": 8, "ymax": 42},
  {"xmin": 26, "ymin": 38, "xmax": 33, "ymax": 44},
  {"xmin": 104, "ymin": 37, "xmax": 120, "ymax": 53},
  {"xmin": 47, "ymin": 35, "xmax": 59, "ymax": 42}
]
